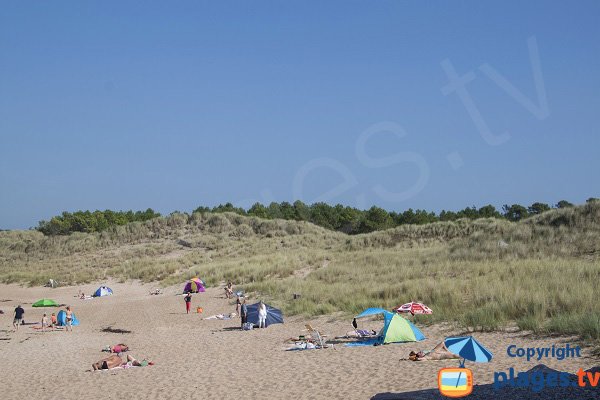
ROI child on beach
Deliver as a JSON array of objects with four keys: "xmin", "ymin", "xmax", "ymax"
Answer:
[
  {"xmin": 50, "ymin": 312, "xmax": 57, "ymax": 329},
  {"xmin": 41, "ymin": 313, "xmax": 48, "ymax": 332},
  {"xmin": 184, "ymin": 292, "xmax": 192, "ymax": 314},
  {"xmin": 65, "ymin": 306, "xmax": 73, "ymax": 332}
]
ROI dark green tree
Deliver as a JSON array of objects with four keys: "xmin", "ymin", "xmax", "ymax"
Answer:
[
  {"xmin": 528, "ymin": 202, "xmax": 551, "ymax": 215},
  {"xmin": 502, "ymin": 204, "xmax": 529, "ymax": 221},
  {"xmin": 248, "ymin": 203, "xmax": 268, "ymax": 218},
  {"xmin": 556, "ymin": 200, "xmax": 574, "ymax": 208}
]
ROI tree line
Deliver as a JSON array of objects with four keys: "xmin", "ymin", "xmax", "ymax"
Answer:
[
  {"xmin": 36, "ymin": 209, "xmax": 161, "ymax": 235},
  {"xmin": 195, "ymin": 198, "xmax": 598, "ymax": 234},
  {"xmin": 36, "ymin": 198, "xmax": 598, "ymax": 236}
]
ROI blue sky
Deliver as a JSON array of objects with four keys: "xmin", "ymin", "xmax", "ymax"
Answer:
[{"xmin": 1, "ymin": 1, "xmax": 599, "ymax": 229}]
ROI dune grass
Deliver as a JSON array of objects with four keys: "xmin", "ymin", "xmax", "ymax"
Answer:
[{"xmin": 1, "ymin": 203, "xmax": 599, "ymax": 341}]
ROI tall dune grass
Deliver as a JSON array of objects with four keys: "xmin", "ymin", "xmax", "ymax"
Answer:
[{"xmin": 1, "ymin": 203, "xmax": 598, "ymax": 340}]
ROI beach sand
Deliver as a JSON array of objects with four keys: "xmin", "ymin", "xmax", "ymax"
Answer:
[{"xmin": 0, "ymin": 282, "xmax": 597, "ymax": 399}]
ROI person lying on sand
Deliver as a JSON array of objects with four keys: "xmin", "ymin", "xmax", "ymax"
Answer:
[
  {"xmin": 102, "ymin": 344, "xmax": 129, "ymax": 353},
  {"xmin": 203, "ymin": 313, "xmax": 237, "ymax": 320},
  {"xmin": 92, "ymin": 354, "xmax": 123, "ymax": 370},
  {"xmin": 407, "ymin": 342, "xmax": 460, "ymax": 361},
  {"xmin": 124, "ymin": 354, "xmax": 153, "ymax": 367},
  {"xmin": 335, "ymin": 329, "xmax": 378, "ymax": 339},
  {"xmin": 92, "ymin": 354, "xmax": 153, "ymax": 370}
]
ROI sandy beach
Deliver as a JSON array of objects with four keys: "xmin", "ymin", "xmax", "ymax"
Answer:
[{"xmin": 0, "ymin": 282, "xmax": 597, "ymax": 400}]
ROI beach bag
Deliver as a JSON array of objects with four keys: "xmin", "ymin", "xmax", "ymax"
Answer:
[{"xmin": 242, "ymin": 322, "xmax": 254, "ymax": 331}]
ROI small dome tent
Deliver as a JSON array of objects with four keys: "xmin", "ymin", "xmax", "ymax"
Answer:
[
  {"xmin": 354, "ymin": 308, "xmax": 425, "ymax": 344},
  {"xmin": 57, "ymin": 310, "xmax": 79, "ymax": 326},
  {"xmin": 246, "ymin": 302, "xmax": 284, "ymax": 327},
  {"xmin": 93, "ymin": 286, "xmax": 113, "ymax": 297}
]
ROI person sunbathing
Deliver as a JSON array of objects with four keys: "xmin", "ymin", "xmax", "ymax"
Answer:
[
  {"xmin": 336, "ymin": 329, "xmax": 377, "ymax": 339},
  {"xmin": 124, "ymin": 354, "xmax": 152, "ymax": 367},
  {"xmin": 92, "ymin": 354, "xmax": 123, "ymax": 370},
  {"xmin": 203, "ymin": 313, "xmax": 236, "ymax": 320},
  {"xmin": 408, "ymin": 342, "xmax": 460, "ymax": 361},
  {"xmin": 101, "ymin": 344, "xmax": 129, "ymax": 353}
]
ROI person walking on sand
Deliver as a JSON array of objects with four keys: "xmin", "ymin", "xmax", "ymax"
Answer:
[
  {"xmin": 13, "ymin": 305, "xmax": 24, "ymax": 332},
  {"xmin": 65, "ymin": 306, "xmax": 73, "ymax": 332},
  {"xmin": 240, "ymin": 299, "xmax": 248, "ymax": 329},
  {"xmin": 41, "ymin": 313, "xmax": 49, "ymax": 332},
  {"xmin": 258, "ymin": 301, "xmax": 267, "ymax": 329},
  {"xmin": 184, "ymin": 292, "xmax": 192, "ymax": 314}
]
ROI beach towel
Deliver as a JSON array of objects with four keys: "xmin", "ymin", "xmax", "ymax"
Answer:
[{"xmin": 345, "ymin": 338, "xmax": 380, "ymax": 347}]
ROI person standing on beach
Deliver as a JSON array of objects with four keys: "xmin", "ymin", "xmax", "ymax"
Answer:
[
  {"xmin": 224, "ymin": 281, "xmax": 234, "ymax": 299},
  {"xmin": 258, "ymin": 301, "xmax": 267, "ymax": 329},
  {"xmin": 240, "ymin": 299, "xmax": 248, "ymax": 329},
  {"xmin": 235, "ymin": 296, "xmax": 241, "ymax": 313},
  {"xmin": 65, "ymin": 306, "xmax": 73, "ymax": 332},
  {"xmin": 184, "ymin": 292, "xmax": 192, "ymax": 314},
  {"xmin": 41, "ymin": 313, "xmax": 49, "ymax": 332},
  {"xmin": 13, "ymin": 305, "xmax": 24, "ymax": 332}
]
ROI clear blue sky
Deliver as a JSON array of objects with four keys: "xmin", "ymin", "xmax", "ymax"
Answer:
[{"xmin": 1, "ymin": 1, "xmax": 599, "ymax": 229}]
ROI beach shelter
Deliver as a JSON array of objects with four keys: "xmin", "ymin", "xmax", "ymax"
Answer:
[
  {"xmin": 183, "ymin": 278, "xmax": 205, "ymax": 293},
  {"xmin": 444, "ymin": 336, "xmax": 493, "ymax": 366},
  {"xmin": 246, "ymin": 302, "xmax": 284, "ymax": 327},
  {"xmin": 32, "ymin": 299, "xmax": 59, "ymax": 307},
  {"xmin": 355, "ymin": 308, "xmax": 425, "ymax": 344},
  {"xmin": 93, "ymin": 286, "xmax": 113, "ymax": 297},
  {"xmin": 56, "ymin": 310, "xmax": 80, "ymax": 326}
]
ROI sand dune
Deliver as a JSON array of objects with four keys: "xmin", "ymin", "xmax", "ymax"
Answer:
[{"xmin": 0, "ymin": 282, "xmax": 597, "ymax": 399}]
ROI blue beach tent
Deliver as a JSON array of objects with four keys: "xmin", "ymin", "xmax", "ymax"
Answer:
[
  {"xmin": 246, "ymin": 302, "xmax": 284, "ymax": 327},
  {"xmin": 93, "ymin": 286, "xmax": 113, "ymax": 297},
  {"xmin": 56, "ymin": 310, "xmax": 80, "ymax": 326}
]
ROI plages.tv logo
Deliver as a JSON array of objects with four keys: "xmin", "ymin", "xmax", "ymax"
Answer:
[
  {"xmin": 438, "ymin": 367, "xmax": 473, "ymax": 398},
  {"xmin": 436, "ymin": 336, "xmax": 493, "ymax": 398}
]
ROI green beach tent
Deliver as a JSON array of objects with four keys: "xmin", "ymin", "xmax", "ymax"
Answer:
[
  {"xmin": 32, "ymin": 299, "xmax": 59, "ymax": 307},
  {"xmin": 355, "ymin": 308, "xmax": 425, "ymax": 344}
]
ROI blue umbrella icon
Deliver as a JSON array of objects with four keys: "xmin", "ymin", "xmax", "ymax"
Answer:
[{"xmin": 444, "ymin": 336, "xmax": 493, "ymax": 387}]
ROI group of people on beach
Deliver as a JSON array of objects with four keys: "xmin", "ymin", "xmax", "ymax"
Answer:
[
  {"xmin": 184, "ymin": 281, "xmax": 269, "ymax": 329},
  {"xmin": 12, "ymin": 305, "xmax": 74, "ymax": 332}
]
